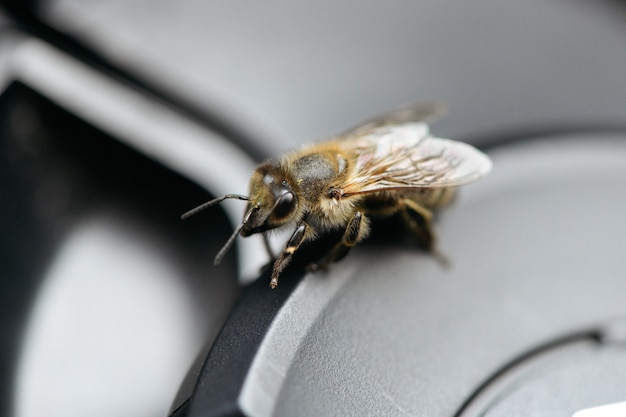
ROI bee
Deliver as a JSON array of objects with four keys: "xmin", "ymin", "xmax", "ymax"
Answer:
[{"xmin": 183, "ymin": 104, "xmax": 492, "ymax": 289}]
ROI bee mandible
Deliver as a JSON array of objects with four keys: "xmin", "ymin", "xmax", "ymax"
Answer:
[{"xmin": 183, "ymin": 104, "xmax": 492, "ymax": 289}]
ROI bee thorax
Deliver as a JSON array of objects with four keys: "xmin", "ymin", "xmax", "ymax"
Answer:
[{"xmin": 328, "ymin": 188, "xmax": 344, "ymax": 200}]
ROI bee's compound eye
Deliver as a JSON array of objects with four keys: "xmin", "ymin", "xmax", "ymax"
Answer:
[{"xmin": 273, "ymin": 192, "xmax": 296, "ymax": 219}]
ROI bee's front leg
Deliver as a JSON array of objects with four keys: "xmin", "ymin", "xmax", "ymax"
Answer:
[
  {"xmin": 262, "ymin": 232, "xmax": 275, "ymax": 259},
  {"xmin": 270, "ymin": 222, "xmax": 310, "ymax": 289},
  {"xmin": 258, "ymin": 233, "xmax": 276, "ymax": 274},
  {"xmin": 309, "ymin": 211, "xmax": 369, "ymax": 272}
]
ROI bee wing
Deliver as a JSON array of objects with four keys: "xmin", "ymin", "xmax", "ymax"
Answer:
[
  {"xmin": 338, "ymin": 102, "xmax": 446, "ymax": 138},
  {"xmin": 338, "ymin": 122, "xmax": 492, "ymax": 196}
]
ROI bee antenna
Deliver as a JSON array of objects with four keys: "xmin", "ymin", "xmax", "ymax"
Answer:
[
  {"xmin": 213, "ymin": 204, "xmax": 259, "ymax": 265},
  {"xmin": 181, "ymin": 194, "xmax": 249, "ymax": 220}
]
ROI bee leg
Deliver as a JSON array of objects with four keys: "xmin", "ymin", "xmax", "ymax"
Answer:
[
  {"xmin": 270, "ymin": 222, "xmax": 310, "ymax": 289},
  {"xmin": 259, "ymin": 233, "xmax": 275, "ymax": 273},
  {"xmin": 309, "ymin": 211, "xmax": 368, "ymax": 272},
  {"xmin": 262, "ymin": 232, "xmax": 275, "ymax": 259},
  {"xmin": 401, "ymin": 199, "xmax": 450, "ymax": 267},
  {"xmin": 401, "ymin": 199, "xmax": 435, "ymax": 250}
]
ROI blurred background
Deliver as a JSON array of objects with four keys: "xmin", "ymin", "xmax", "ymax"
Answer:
[{"xmin": 1, "ymin": 1, "xmax": 626, "ymax": 417}]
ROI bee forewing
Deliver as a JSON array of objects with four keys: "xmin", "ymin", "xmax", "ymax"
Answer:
[
  {"xmin": 417, "ymin": 136, "xmax": 493, "ymax": 186},
  {"xmin": 340, "ymin": 123, "xmax": 492, "ymax": 195}
]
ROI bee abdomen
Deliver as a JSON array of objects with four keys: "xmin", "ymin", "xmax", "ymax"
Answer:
[{"xmin": 416, "ymin": 187, "xmax": 457, "ymax": 209}]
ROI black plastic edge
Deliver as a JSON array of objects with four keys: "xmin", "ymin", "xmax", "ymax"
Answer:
[{"xmin": 183, "ymin": 267, "xmax": 306, "ymax": 417}]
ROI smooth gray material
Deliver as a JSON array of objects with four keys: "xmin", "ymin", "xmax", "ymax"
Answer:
[
  {"xmin": 461, "ymin": 317, "xmax": 626, "ymax": 416},
  {"xmin": 239, "ymin": 134, "xmax": 626, "ymax": 416},
  {"xmin": 42, "ymin": 1, "xmax": 626, "ymax": 152},
  {"xmin": 480, "ymin": 342, "xmax": 626, "ymax": 417}
]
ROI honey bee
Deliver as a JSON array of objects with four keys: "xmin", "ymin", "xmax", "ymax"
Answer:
[{"xmin": 183, "ymin": 104, "xmax": 492, "ymax": 289}]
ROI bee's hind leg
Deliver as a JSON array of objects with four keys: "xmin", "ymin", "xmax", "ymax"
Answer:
[
  {"xmin": 400, "ymin": 199, "xmax": 450, "ymax": 267},
  {"xmin": 400, "ymin": 199, "xmax": 435, "ymax": 250},
  {"xmin": 308, "ymin": 211, "xmax": 369, "ymax": 272}
]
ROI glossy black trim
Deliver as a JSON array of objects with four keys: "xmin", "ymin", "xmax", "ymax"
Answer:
[
  {"xmin": 0, "ymin": 81, "xmax": 241, "ymax": 417},
  {"xmin": 184, "ymin": 268, "xmax": 305, "ymax": 417}
]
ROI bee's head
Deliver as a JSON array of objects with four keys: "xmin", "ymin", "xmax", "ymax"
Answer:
[
  {"xmin": 241, "ymin": 162, "xmax": 299, "ymax": 237},
  {"xmin": 180, "ymin": 162, "xmax": 299, "ymax": 266}
]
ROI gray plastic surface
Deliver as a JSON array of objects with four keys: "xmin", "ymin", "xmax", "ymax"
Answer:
[
  {"xmin": 479, "ymin": 341, "xmax": 626, "ymax": 417},
  {"xmin": 40, "ymin": 1, "xmax": 626, "ymax": 152},
  {"xmin": 238, "ymin": 134, "xmax": 626, "ymax": 417}
]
